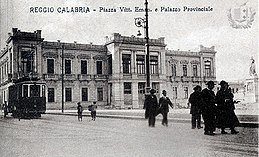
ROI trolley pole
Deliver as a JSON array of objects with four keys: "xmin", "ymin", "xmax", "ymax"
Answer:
[{"xmin": 61, "ymin": 44, "xmax": 64, "ymax": 113}]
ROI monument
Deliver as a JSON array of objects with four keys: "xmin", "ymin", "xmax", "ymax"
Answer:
[{"xmin": 244, "ymin": 57, "xmax": 258, "ymax": 103}]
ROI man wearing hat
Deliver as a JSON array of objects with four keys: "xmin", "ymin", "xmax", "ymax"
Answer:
[
  {"xmin": 216, "ymin": 80, "xmax": 239, "ymax": 134},
  {"xmin": 201, "ymin": 81, "xmax": 216, "ymax": 135},
  {"xmin": 143, "ymin": 89, "xmax": 159, "ymax": 127},
  {"xmin": 158, "ymin": 90, "xmax": 173, "ymax": 127},
  {"xmin": 189, "ymin": 85, "xmax": 203, "ymax": 129}
]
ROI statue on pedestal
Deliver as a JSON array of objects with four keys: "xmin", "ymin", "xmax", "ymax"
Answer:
[{"xmin": 249, "ymin": 57, "xmax": 257, "ymax": 77}]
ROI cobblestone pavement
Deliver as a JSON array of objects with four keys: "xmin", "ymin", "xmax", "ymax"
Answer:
[{"xmin": 0, "ymin": 114, "xmax": 258, "ymax": 157}]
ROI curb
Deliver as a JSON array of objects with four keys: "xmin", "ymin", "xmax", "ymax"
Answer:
[{"xmin": 45, "ymin": 112, "xmax": 259, "ymax": 128}]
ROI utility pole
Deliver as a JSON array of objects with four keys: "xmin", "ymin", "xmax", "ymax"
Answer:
[{"xmin": 61, "ymin": 44, "xmax": 64, "ymax": 113}]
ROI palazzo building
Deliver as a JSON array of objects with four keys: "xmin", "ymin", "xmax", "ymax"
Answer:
[{"xmin": 0, "ymin": 28, "xmax": 216, "ymax": 109}]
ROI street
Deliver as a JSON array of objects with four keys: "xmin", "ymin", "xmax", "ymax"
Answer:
[{"xmin": 0, "ymin": 114, "xmax": 258, "ymax": 157}]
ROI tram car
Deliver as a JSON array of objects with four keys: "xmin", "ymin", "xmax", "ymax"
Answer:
[{"xmin": 7, "ymin": 81, "xmax": 46, "ymax": 118}]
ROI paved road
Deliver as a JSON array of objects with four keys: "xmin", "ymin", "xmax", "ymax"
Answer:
[{"xmin": 0, "ymin": 115, "xmax": 258, "ymax": 157}]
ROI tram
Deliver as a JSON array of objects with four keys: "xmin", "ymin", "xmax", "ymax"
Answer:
[{"xmin": 7, "ymin": 80, "xmax": 46, "ymax": 118}]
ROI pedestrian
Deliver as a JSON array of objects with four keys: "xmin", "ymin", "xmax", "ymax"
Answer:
[
  {"xmin": 158, "ymin": 90, "xmax": 173, "ymax": 127},
  {"xmin": 3, "ymin": 101, "xmax": 7, "ymax": 118},
  {"xmin": 189, "ymin": 85, "xmax": 203, "ymax": 129},
  {"xmin": 77, "ymin": 102, "xmax": 83, "ymax": 121},
  {"xmin": 201, "ymin": 81, "xmax": 217, "ymax": 135},
  {"xmin": 143, "ymin": 89, "xmax": 159, "ymax": 127},
  {"xmin": 90, "ymin": 102, "xmax": 97, "ymax": 121},
  {"xmin": 216, "ymin": 80, "xmax": 239, "ymax": 134}
]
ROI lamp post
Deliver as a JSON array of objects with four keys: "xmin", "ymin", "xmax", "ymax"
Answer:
[{"xmin": 135, "ymin": 0, "xmax": 150, "ymax": 94}]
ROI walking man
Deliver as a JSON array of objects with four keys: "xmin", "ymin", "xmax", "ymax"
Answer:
[
  {"xmin": 77, "ymin": 102, "xmax": 83, "ymax": 121},
  {"xmin": 91, "ymin": 102, "xmax": 97, "ymax": 121},
  {"xmin": 143, "ymin": 89, "xmax": 159, "ymax": 127},
  {"xmin": 189, "ymin": 85, "xmax": 203, "ymax": 129},
  {"xmin": 201, "ymin": 81, "xmax": 216, "ymax": 135},
  {"xmin": 158, "ymin": 90, "xmax": 173, "ymax": 127}
]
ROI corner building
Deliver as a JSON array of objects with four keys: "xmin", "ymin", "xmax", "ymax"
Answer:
[{"xmin": 0, "ymin": 29, "xmax": 216, "ymax": 109}]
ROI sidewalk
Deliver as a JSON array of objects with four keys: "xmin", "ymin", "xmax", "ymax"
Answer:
[{"xmin": 46, "ymin": 109, "xmax": 258, "ymax": 128}]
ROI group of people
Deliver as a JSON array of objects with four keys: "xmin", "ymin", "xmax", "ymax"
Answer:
[
  {"xmin": 143, "ymin": 89, "xmax": 173, "ymax": 127},
  {"xmin": 143, "ymin": 80, "xmax": 240, "ymax": 135},
  {"xmin": 189, "ymin": 80, "xmax": 239, "ymax": 135},
  {"xmin": 77, "ymin": 102, "xmax": 97, "ymax": 121}
]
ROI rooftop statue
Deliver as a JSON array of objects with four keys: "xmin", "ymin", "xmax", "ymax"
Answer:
[{"xmin": 249, "ymin": 57, "xmax": 257, "ymax": 77}]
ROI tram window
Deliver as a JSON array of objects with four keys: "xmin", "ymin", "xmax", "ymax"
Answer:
[
  {"xmin": 42, "ymin": 85, "xmax": 46, "ymax": 97},
  {"xmin": 30, "ymin": 85, "xmax": 40, "ymax": 97},
  {"xmin": 23, "ymin": 85, "xmax": 28, "ymax": 97}
]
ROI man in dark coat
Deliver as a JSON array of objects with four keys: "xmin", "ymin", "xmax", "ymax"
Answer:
[
  {"xmin": 77, "ymin": 102, "xmax": 83, "ymax": 121},
  {"xmin": 158, "ymin": 90, "xmax": 173, "ymax": 127},
  {"xmin": 216, "ymin": 80, "xmax": 239, "ymax": 134},
  {"xmin": 201, "ymin": 81, "xmax": 217, "ymax": 135},
  {"xmin": 143, "ymin": 89, "xmax": 159, "ymax": 127},
  {"xmin": 189, "ymin": 85, "xmax": 203, "ymax": 129}
]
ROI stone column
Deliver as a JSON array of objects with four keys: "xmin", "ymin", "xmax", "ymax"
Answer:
[
  {"xmin": 112, "ymin": 81, "xmax": 124, "ymax": 109},
  {"xmin": 132, "ymin": 81, "xmax": 139, "ymax": 108}
]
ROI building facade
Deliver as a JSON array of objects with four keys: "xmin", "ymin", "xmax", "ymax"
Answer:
[{"xmin": 0, "ymin": 29, "xmax": 216, "ymax": 109}]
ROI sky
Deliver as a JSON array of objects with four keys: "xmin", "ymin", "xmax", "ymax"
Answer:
[{"xmin": 0, "ymin": 0, "xmax": 258, "ymax": 81}]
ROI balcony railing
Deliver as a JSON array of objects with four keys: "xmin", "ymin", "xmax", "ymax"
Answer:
[
  {"xmin": 63, "ymin": 74, "xmax": 76, "ymax": 80},
  {"xmin": 43, "ymin": 74, "xmax": 59, "ymax": 80},
  {"xmin": 191, "ymin": 76, "xmax": 202, "ymax": 82},
  {"xmin": 78, "ymin": 74, "xmax": 91, "ymax": 81},
  {"xmin": 93, "ymin": 74, "xmax": 108, "ymax": 80},
  {"xmin": 151, "ymin": 74, "xmax": 159, "ymax": 80},
  {"xmin": 123, "ymin": 73, "xmax": 132, "ymax": 79},
  {"xmin": 170, "ymin": 76, "xmax": 181, "ymax": 82}
]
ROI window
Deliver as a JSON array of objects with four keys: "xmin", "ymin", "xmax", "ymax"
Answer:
[
  {"xmin": 152, "ymin": 82, "xmax": 159, "ymax": 93},
  {"xmin": 65, "ymin": 59, "xmax": 71, "ymax": 74},
  {"xmin": 136, "ymin": 55, "xmax": 145, "ymax": 74},
  {"xmin": 48, "ymin": 88, "xmax": 55, "ymax": 102},
  {"xmin": 65, "ymin": 88, "xmax": 72, "ymax": 102},
  {"xmin": 124, "ymin": 82, "xmax": 132, "ymax": 94},
  {"xmin": 23, "ymin": 85, "xmax": 28, "ymax": 97},
  {"xmin": 122, "ymin": 54, "xmax": 131, "ymax": 74},
  {"xmin": 82, "ymin": 88, "xmax": 88, "ymax": 101},
  {"xmin": 184, "ymin": 87, "xmax": 188, "ymax": 99},
  {"xmin": 150, "ymin": 56, "xmax": 158, "ymax": 74},
  {"xmin": 97, "ymin": 88, "xmax": 103, "ymax": 101},
  {"xmin": 204, "ymin": 60, "xmax": 211, "ymax": 77},
  {"xmin": 96, "ymin": 61, "xmax": 102, "ymax": 74},
  {"xmin": 30, "ymin": 85, "xmax": 40, "ymax": 97},
  {"xmin": 138, "ymin": 82, "xmax": 145, "ymax": 94},
  {"xmin": 81, "ymin": 60, "xmax": 87, "ymax": 74},
  {"xmin": 21, "ymin": 51, "xmax": 33, "ymax": 73},
  {"xmin": 172, "ymin": 64, "xmax": 176, "ymax": 76},
  {"xmin": 173, "ymin": 87, "xmax": 177, "ymax": 99},
  {"xmin": 42, "ymin": 85, "xmax": 45, "ymax": 97},
  {"xmin": 183, "ymin": 64, "xmax": 187, "ymax": 76},
  {"xmin": 192, "ymin": 64, "xmax": 198, "ymax": 77},
  {"xmin": 47, "ymin": 59, "xmax": 54, "ymax": 74}
]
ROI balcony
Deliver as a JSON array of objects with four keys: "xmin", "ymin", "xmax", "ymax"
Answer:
[
  {"xmin": 78, "ymin": 74, "xmax": 91, "ymax": 81},
  {"xmin": 63, "ymin": 74, "xmax": 76, "ymax": 80},
  {"xmin": 151, "ymin": 74, "xmax": 159, "ymax": 80},
  {"xmin": 170, "ymin": 76, "xmax": 181, "ymax": 82},
  {"xmin": 93, "ymin": 74, "xmax": 108, "ymax": 80},
  {"xmin": 203, "ymin": 76, "xmax": 216, "ymax": 82},
  {"xmin": 123, "ymin": 73, "xmax": 132, "ymax": 79},
  {"xmin": 43, "ymin": 74, "xmax": 59, "ymax": 81},
  {"xmin": 137, "ymin": 74, "xmax": 146, "ymax": 80},
  {"xmin": 181, "ymin": 76, "xmax": 192, "ymax": 82},
  {"xmin": 191, "ymin": 76, "xmax": 202, "ymax": 82}
]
